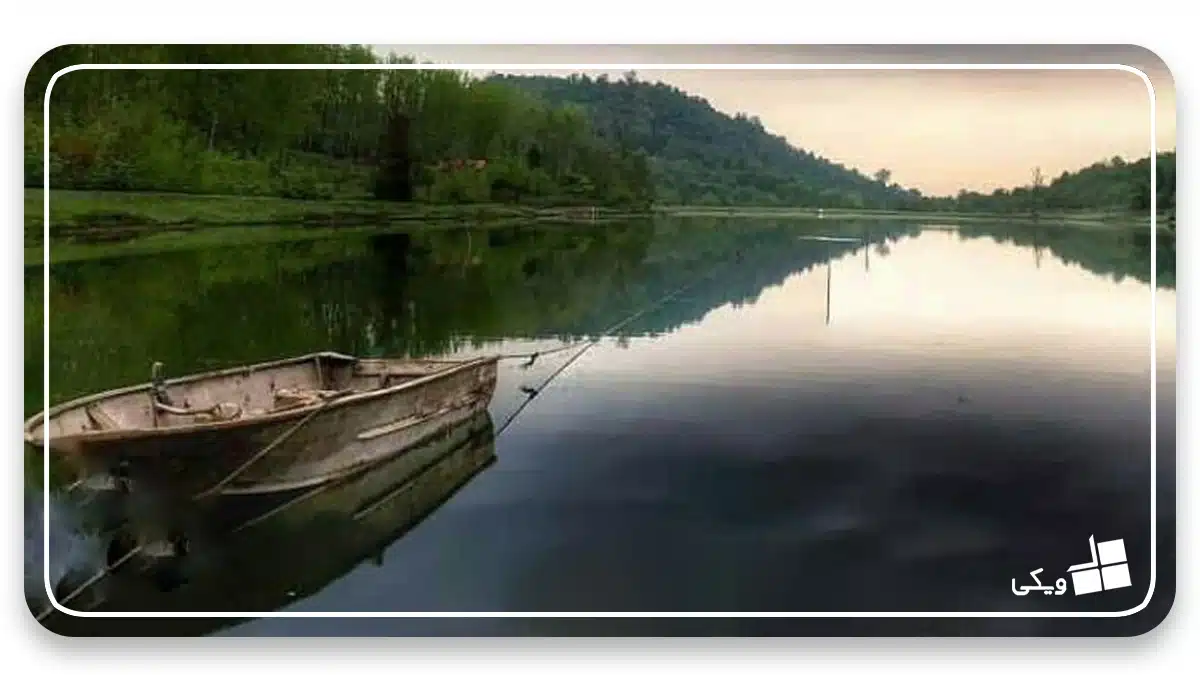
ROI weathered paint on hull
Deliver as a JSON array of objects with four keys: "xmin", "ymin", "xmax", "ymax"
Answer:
[{"xmin": 48, "ymin": 357, "xmax": 498, "ymax": 499}]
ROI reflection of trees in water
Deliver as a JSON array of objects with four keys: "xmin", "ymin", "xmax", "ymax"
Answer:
[
  {"xmin": 30, "ymin": 218, "xmax": 919, "ymax": 418},
  {"xmin": 633, "ymin": 221, "xmax": 920, "ymax": 334},
  {"xmin": 955, "ymin": 222, "xmax": 1174, "ymax": 289}
]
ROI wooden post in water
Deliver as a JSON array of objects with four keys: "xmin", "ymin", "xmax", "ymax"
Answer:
[{"xmin": 825, "ymin": 261, "xmax": 832, "ymax": 326}]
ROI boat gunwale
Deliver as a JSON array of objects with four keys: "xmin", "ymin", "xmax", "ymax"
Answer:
[{"xmin": 23, "ymin": 351, "xmax": 499, "ymax": 449}]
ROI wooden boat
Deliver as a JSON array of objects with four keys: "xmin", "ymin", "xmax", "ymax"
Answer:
[
  {"xmin": 36, "ymin": 410, "xmax": 498, "ymax": 634},
  {"xmin": 24, "ymin": 351, "xmax": 499, "ymax": 498}
]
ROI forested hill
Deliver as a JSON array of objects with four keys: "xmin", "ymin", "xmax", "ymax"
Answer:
[
  {"xmin": 25, "ymin": 46, "xmax": 654, "ymax": 208},
  {"xmin": 489, "ymin": 73, "xmax": 924, "ymax": 210},
  {"xmin": 25, "ymin": 47, "xmax": 1170, "ymax": 219}
]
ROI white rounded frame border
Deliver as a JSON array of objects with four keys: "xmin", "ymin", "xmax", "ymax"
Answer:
[{"xmin": 39, "ymin": 60, "xmax": 1161, "ymax": 621}]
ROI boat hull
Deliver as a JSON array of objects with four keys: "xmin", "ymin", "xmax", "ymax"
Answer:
[{"xmin": 27, "ymin": 352, "xmax": 499, "ymax": 499}]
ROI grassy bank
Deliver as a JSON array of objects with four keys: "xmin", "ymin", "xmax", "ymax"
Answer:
[
  {"xmin": 30, "ymin": 189, "xmax": 1157, "ymax": 239},
  {"xmin": 28, "ymin": 224, "xmax": 395, "ymax": 266},
  {"xmin": 28, "ymin": 188, "xmax": 404, "ymax": 230},
  {"xmin": 25, "ymin": 189, "xmax": 645, "ymax": 266},
  {"xmin": 27, "ymin": 189, "xmax": 1168, "ymax": 267},
  {"xmin": 28, "ymin": 188, "xmax": 625, "ymax": 231}
]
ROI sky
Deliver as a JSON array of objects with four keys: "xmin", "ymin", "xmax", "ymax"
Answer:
[{"xmin": 372, "ymin": 45, "xmax": 1177, "ymax": 197}]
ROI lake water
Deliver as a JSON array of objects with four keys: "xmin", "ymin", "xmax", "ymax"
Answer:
[{"xmin": 25, "ymin": 216, "xmax": 1176, "ymax": 636}]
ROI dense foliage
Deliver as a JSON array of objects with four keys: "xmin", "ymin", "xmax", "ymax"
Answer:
[
  {"xmin": 24, "ymin": 46, "xmax": 1175, "ymax": 218},
  {"xmin": 25, "ymin": 45, "xmax": 654, "ymax": 208},
  {"xmin": 920, "ymin": 152, "xmax": 1176, "ymax": 223},
  {"xmin": 490, "ymin": 73, "xmax": 925, "ymax": 210}
]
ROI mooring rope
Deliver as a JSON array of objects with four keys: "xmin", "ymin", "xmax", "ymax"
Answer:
[
  {"xmin": 491, "ymin": 234, "xmax": 867, "ymax": 436},
  {"xmin": 494, "ymin": 341, "xmax": 582, "ymax": 368},
  {"xmin": 492, "ymin": 261, "xmax": 726, "ymax": 438},
  {"xmin": 191, "ymin": 392, "xmax": 353, "ymax": 500}
]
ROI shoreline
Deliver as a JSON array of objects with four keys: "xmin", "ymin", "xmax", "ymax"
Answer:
[
  {"xmin": 26, "ymin": 189, "xmax": 1166, "ymax": 267},
  {"xmin": 659, "ymin": 205, "xmax": 1169, "ymax": 230},
  {"xmin": 24, "ymin": 189, "xmax": 648, "ymax": 266}
]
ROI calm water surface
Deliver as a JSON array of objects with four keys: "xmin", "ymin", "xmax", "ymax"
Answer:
[{"xmin": 25, "ymin": 216, "xmax": 1176, "ymax": 636}]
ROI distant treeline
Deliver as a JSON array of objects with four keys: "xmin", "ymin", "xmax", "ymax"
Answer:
[
  {"xmin": 25, "ymin": 45, "xmax": 654, "ymax": 208},
  {"xmin": 919, "ymin": 152, "xmax": 1176, "ymax": 223}
]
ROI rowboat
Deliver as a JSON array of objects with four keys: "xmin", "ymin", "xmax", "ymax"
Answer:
[
  {"xmin": 37, "ymin": 409, "xmax": 498, "ymax": 632},
  {"xmin": 23, "ymin": 351, "xmax": 499, "ymax": 498}
]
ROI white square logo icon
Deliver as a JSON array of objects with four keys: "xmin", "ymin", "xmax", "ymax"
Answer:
[
  {"xmin": 1065, "ymin": 535, "xmax": 1133, "ymax": 596},
  {"xmin": 1097, "ymin": 539, "xmax": 1127, "ymax": 566},
  {"xmin": 1102, "ymin": 563, "xmax": 1132, "ymax": 590},
  {"xmin": 1070, "ymin": 568, "xmax": 1103, "ymax": 595}
]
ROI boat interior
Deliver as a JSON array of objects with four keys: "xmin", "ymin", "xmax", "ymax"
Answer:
[{"xmin": 26, "ymin": 353, "xmax": 474, "ymax": 443}]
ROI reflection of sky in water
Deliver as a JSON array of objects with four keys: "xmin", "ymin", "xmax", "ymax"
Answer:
[
  {"xmin": 614, "ymin": 231, "xmax": 1169, "ymax": 373},
  {"xmin": 451, "ymin": 228, "xmax": 1172, "ymax": 397}
]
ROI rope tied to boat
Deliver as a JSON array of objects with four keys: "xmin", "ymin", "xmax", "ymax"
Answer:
[
  {"xmin": 492, "ymin": 259, "xmax": 727, "ymax": 438},
  {"xmin": 191, "ymin": 390, "xmax": 354, "ymax": 500},
  {"xmin": 495, "ymin": 341, "xmax": 583, "ymax": 368}
]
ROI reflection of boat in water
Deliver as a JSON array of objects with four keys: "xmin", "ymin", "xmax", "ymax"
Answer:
[
  {"xmin": 37, "ymin": 410, "xmax": 497, "ymax": 635},
  {"xmin": 24, "ymin": 351, "xmax": 498, "ymax": 498}
]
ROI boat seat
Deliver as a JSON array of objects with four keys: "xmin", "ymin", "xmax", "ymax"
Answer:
[
  {"xmin": 272, "ymin": 387, "xmax": 352, "ymax": 411},
  {"xmin": 202, "ymin": 402, "xmax": 243, "ymax": 422},
  {"xmin": 85, "ymin": 405, "xmax": 119, "ymax": 431},
  {"xmin": 154, "ymin": 400, "xmax": 243, "ymax": 422}
]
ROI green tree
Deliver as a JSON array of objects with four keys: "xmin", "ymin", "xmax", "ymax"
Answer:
[{"xmin": 26, "ymin": 45, "xmax": 655, "ymax": 209}]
